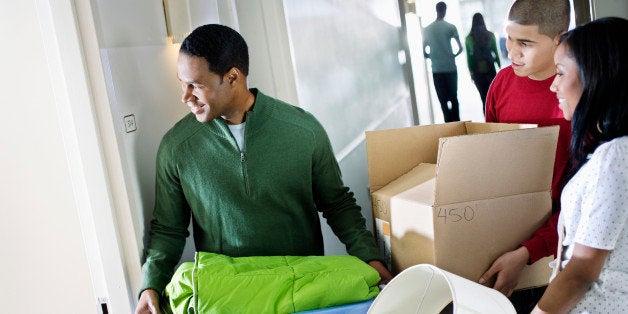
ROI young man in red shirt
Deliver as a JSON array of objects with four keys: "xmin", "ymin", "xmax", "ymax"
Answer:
[{"xmin": 480, "ymin": 0, "xmax": 572, "ymax": 312}]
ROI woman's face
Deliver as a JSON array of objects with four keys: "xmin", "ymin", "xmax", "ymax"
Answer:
[{"xmin": 550, "ymin": 44, "xmax": 584, "ymax": 121}]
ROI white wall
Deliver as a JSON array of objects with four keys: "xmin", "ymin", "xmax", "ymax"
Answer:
[
  {"xmin": 282, "ymin": 0, "xmax": 415, "ymax": 254},
  {"xmin": 90, "ymin": 0, "xmax": 202, "ymax": 295},
  {"xmin": 0, "ymin": 2, "xmax": 96, "ymax": 313},
  {"xmin": 593, "ymin": 0, "xmax": 628, "ymax": 19}
]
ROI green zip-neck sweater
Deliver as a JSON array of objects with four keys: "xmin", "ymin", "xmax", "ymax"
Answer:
[{"xmin": 141, "ymin": 89, "xmax": 380, "ymax": 294}]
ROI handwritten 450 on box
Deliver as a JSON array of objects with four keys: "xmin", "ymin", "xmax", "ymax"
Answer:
[{"xmin": 366, "ymin": 122, "xmax": 559, "ymax": 290}]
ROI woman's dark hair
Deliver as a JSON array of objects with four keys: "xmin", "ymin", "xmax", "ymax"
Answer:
[
  {"xmin": 469, "ymin": 13, "xmax": 490, "ymax": 44},
  {"xmin": 180, "ymin": 24, "xmax": 249, "ymax": 77},
  {"xmin": 560, "ymin": 17, "xmax": 628, "ymax": 181}
]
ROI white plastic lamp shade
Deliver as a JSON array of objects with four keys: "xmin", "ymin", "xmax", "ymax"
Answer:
[{"xmin": 368, "ymin": 264, "xmax": 516, "ymax": 314}]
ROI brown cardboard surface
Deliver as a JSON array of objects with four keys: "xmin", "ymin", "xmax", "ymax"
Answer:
[
  {"xmin": 432, "ymin": 193, "xmax": 552, "ymax": 285},
  {"xmin": 434, "ymin": 127, "xmax": 558, "ymax": 205},
  {"xmin": 371, "ymin": 164, "xmax": 436, "ymax": 270},
  {"xmin": 391, "ymin": 185, "xmax": 553, "ymax": 287},
  {"xmin": 464, "ymin": 122, "xmax": 536, "ymax": 134},
  {"xmin": 388, "ymin": 176, "xmax": 436, "ymax": 271},
  {"xmin": 366, "ymin": 122, "xmax": 559, "ymax": 290},
  {"xmin": 365, "ymin": 122, "xmax": 467, "ymax": 193},
  {"xmin": 365, "ymin": 122, "xmax": 542, "ymax": 193},
  {"xmin": 518, "ymin": 256, "xmax": 555, "ymax": 290},
  {"xmin": 371, "ymin": 163, "xmax": 436, "ymax": 222}
]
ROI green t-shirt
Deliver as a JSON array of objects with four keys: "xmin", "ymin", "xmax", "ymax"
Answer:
[{"xmin": 423, "ymin": 20, "xmax": 460, "ymax": 73}]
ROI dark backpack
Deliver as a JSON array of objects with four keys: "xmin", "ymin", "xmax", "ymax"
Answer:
[{"xmin": 471, "ymin": 35, "xmax": 494, "ymax": 74}]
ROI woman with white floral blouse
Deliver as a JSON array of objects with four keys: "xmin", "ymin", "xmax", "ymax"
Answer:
[{"xmin": 532, "ymin": 17, "xmax": 628, "ymax": 314}]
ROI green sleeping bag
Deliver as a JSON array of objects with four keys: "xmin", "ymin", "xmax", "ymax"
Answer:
[{"xmin": 164, "ymin": 252, "xmax": 380, "ymax": 313}]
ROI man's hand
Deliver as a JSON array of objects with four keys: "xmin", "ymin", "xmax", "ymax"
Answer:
[
  {"xmin": 135, "ymin": 289, "xmax": 162, "ymax": 314},
  {"xmin": 479, "ymin": 246, "xmax": 529, "ymax": 297},
  {"xmin": 453, "ymin": 37, "xmax": 463, "ymax": 57},
  {"xmin": 368, "ymin": 260, "xmax": 393, "ymax": 285}
]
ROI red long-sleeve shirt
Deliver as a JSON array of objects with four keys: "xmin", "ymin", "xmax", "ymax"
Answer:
[{"xmin": 486, "ymin": 66, "xmax": 572, "ymax": 263}]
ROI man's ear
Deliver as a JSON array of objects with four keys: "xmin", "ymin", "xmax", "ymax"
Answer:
[
  {"xmin": 226, "ymin": 67, "xmax": 239, "ymax": 85},
  {"xmin": 553, "ymin": 31, "xmax": 567, "ymax": 46}
]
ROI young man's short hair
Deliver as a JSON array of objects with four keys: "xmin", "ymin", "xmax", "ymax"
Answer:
[
  {"xmin": 180, "ymin": 24, "xmax": 249, "ymax": 77},
  {"xmin": 508, "ymin": 0, "xmax": 571, "ymax": 38}
]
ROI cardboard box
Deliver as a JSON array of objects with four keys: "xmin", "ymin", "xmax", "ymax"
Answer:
[{"xmin": 366, "ymin": 122, "xmax": 559, "ymax": 290}]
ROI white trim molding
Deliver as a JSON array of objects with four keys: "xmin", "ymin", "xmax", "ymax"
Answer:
[{"xmin": 35, "ymin": 0, "xmax": 134, "ymax": 312}]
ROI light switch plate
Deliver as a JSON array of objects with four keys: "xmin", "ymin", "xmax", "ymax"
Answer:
[{"xmin": 124, "ymin": 114, "xmax": 137, "ymax": 133}]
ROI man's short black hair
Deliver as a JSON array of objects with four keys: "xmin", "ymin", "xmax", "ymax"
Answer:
[
  {"xmin": 436, "ymin": 2, "xmax": 447, "ymax": 14},
  {"xmin": 180, "ymin": 24, "xmax": 249, "ymax": 76}
]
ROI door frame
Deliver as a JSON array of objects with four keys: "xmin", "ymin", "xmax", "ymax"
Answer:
[{"xmin": 36, "ymin": 0, "xmax": 134, "ymax": 312}]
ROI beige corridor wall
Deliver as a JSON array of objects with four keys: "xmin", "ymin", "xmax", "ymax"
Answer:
[{"xmin": 0, "ymin": 2, "xmax": 96, "ymax": 313}]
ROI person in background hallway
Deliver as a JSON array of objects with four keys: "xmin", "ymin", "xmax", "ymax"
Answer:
[
  {"xmin": 465, "ymin": 13, "xmax": 501, "ymax": 114},
  {"xmin": 532, "ymin": 17, "xmax": 628, "ymax": 314},
  {"xmin": 135, "ymin": 24, "xmax": 392, "ymax": 314},
  {"xmin": 423, "ymin": 1, "xmax": 463, "ymax": 122},
  {"xmin": 499, "ymin": 36, "xmax": 508, "ymax": 65},
  {"xmin": 480, "ymin": 0, "xmax": 572, "ymax": 312}
]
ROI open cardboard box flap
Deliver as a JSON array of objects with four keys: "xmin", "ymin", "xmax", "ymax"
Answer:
[
  {"xmin": 365, "ymin": 121, "xmax": 538, "ymax": 194},
  {"xmin": 434, "ymin": 126, "xmax": 558, "ymax": 205}
]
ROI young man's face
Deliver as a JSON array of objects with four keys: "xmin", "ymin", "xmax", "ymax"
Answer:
[
  {"xmin": 177, "ymin": 53, "xmax": 235, "ymax": 123},
  {"xmin": 505, "ymin": 22, "xmax": 560, "ymax": 80},
  {"xmin": 550, "ymin": 44, "xmax": 583, "ymax": 121}
]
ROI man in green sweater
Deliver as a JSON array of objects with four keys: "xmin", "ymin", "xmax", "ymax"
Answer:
[{"xmin": 135, "ymin": 24, "xmax": 392, "ymax": 314}]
